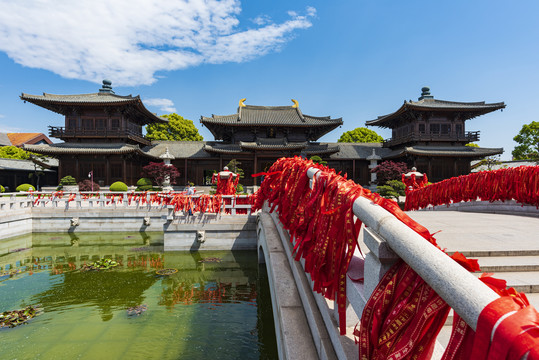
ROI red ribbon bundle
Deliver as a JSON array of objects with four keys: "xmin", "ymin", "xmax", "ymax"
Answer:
[
  {"xmin": 213, "ymin": 172, "xmax": 240, "ymax": 195},
  {"xmin": 405, "ymin": 166, "xmax": 539, "ymax": 211},
  {"xmin": 252, "ymin": 157, "xmax": 539, "ymax": 358}
]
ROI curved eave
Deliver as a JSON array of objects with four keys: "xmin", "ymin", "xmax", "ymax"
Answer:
[
  {"xmin": 239, "ymin": 142, "xmax": 307, "ymax": 151},
  {"xmin": 202, "ymin": 144, "xmax": 243, "ymax": 154},
  {"xmin": 384, "ymin": 146, "xmax": 504, "ymax": 159},
  {"xmin": 301, "ymin": 146, "xmax": 340, "ymax": 156},
  {"xmin": 23, "ymin": 144, "xmax": 156, "ymax": 158},
  {"xmin": 20, "ymin": 93, "xmax": 167, "ymax": 124},
  {"xmin": 366, "ymin": 102, "xmax": 506, "ymax": 128}
]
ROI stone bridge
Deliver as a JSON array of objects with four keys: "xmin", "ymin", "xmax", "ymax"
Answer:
[
  {"xmin": 1, "ymin": 187, "xmax": 538, "ymax": 358},
  {"xmin": 257, "ymin": 202, "xmax": 539, "ymax": 359}
]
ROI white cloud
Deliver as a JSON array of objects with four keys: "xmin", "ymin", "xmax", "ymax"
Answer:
[
  {"xmin": 252, "ymin": 15, "xmax": 272, "ymax": 26},
  {"xmin": 0, "ymin": 114, "xmax": 4, "ymax": 118},
  {"xmin": 0, "ymin": 1, "xmax": 315, "ymax": 86},
  {"xmin": 143, "ymin": 98, "xmax": 177, "ymax": 113}
]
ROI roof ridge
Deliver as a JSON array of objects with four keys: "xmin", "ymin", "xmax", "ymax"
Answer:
[{"xmin": 243, "ymin": 105, "xmax": 295, "ymax": 110}]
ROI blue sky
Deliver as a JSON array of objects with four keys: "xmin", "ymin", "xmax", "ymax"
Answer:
[{"xmin": 0, "ymin": 0, "xmax": 538, "ymax": 160}]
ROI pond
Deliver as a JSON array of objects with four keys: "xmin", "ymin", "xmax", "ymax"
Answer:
[{"xmin": 0, "ymin": 232, "xmax": 277, "ymax": 360}]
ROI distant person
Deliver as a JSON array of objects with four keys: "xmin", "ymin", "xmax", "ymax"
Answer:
[{"xmin": 185, "ymin": 184, "xmax": 195, "ymax": 215}]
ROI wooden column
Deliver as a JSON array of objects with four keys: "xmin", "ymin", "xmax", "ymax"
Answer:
[
  {"xmin": 105, "ymin": 157, "xmax": 110, "ymax": 185},
  {"xmin": 184, "ymin": 158, "xmax": 188, "ymax": 185},
  {"xmin": 58, "ymin": 158, "xmax": 63, "ymax": 183},
  {"xmin": 352, "ymin": 159, "xmax": 356, "ymax": 182},
  {"xmin": 428, "ymin": 157, "xmax": 432, "ymax": 177},
  {"xmin": 75, "ymin": 157, "xmax": 80, "ymax": 180},
  {"xmin": 253, "ymin": 153, "xmax": 258, "ymax": 186},
  {"xmin": 122, "ymin": 157, "xmax": 127, "ymax": 183},
  {"xmin": 454, "ymin": 158, "xmax": 458, "ymax": 177}
]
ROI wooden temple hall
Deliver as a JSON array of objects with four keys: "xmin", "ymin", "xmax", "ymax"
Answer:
[{"xmin": 22, "ymin": 81, "xmax": 505, "ymax": 186}]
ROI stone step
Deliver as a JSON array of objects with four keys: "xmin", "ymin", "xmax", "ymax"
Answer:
[
  {"xmin": 451, "ymin": 249, "xmax": 539, "ymax": 257},
  {"xmin": 473, "ymin": 271, "xmax": 539, "ymax": 293},
  {"xmin": 475, "ymin": 256, "xmax": 539, "ymax": 272}
]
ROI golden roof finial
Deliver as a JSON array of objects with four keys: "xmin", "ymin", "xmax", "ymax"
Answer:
[
  {"xmin": 291, "ymin": 99, "xmax": 299, "ymax": 108},
  {"xmin": 239, "ymin": 98, "xmax": 247, "ymax": 107}
]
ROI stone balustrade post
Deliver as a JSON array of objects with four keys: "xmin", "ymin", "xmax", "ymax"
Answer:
[{"xmin": 363, "ymin": 227, "xmax": 400, "ymax": 299}]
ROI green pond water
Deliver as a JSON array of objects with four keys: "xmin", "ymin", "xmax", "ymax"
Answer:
[{"xmin": 0, "ymin": 232, "xmax": 277, "ymax": 360}]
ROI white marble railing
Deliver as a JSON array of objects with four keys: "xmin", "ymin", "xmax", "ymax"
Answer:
[
  {"xmin": 0, "ymin": 192, "xmax": 252, "ymax": 216},
  {"xmin": 305, "ymin": 167, "xmax": 499, "ymax": 331}
]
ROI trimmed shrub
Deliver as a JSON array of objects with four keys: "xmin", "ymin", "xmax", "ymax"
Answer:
[
  {"xmin": 309, "ymin": 155, "xmax": 327, "ymax": 166},
  {"xmin": 136, "ymin": 178, "xmax": 153, "ymax": 186},
  {"xmin": 236, "ymin": 183, "xmax": 244, "ymax": 194},
  {"xmin": 135, "ymin": 177, "xmax": 155, "ymax": 191},
  {"xmin": 78, "ymin": 180, "xmax": 100, "ymax": 192},
  {"xmin": 0, "ymin": 185, "xmax": 4, "ymax": 193},
  {"xmin": 59, "ymin": 175, "xmax": 77, "ymax": 186},
  {"xmin": 16, "ymin": 184, "xmax": 35, "ymax": 192},
  {"xmin": 110, "ymin": 181, "xmax": 128, "ymax": 192},
  {"xmin": 376, "ymin": 180, "xmax": 406, "ymax": 202}
]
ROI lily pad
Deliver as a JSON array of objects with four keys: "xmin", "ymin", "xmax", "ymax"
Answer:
[
  {"xmin": 126, "ymin": 304, "xmax": 147, "ymax": 316},
  {"xmin": 155, "ymin": 268, "xmax": 178, "ymax": 276},
  {"xmin": 80, "ymin": 258, "xmax": 119, "ymax": 272},
  {"xmin": 0, "ymin": 305, "xmax": 43, "ymax": 328}
]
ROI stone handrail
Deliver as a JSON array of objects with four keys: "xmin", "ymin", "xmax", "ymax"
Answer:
[
  {"xmin": 306, "ymin": 167, "xmax": 499, "ymax": 330},
  {"xmin": 0, "ymin": 191, "xmax": 252, "ymax": 215}
]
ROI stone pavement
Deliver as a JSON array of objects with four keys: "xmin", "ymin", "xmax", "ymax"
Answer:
[
  {"xmin": 406, "ymin": 211, "xmax": 539, "ymax": 350},
  {"xmin": 407, "ymin": 211, "xmax": 539, "ymax": 298}
]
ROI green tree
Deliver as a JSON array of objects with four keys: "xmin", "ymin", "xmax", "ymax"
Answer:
[
  {"xmin": 512, "ymin": 121, "xmax": 539, "ymax": 161},
  {"xmin": 474, "ymin": 155, "xmax": 505, "ymax": 171},
  {"xmin": 226, "ymin": 159, "xmax": 244, "ymax": 179},
  {"xmin": 376, "ymin": 180, "xmax": 406, "ymax": 202},
  {"xmin": 145, "ymin": 113, "xmax": 203, "ymax": 141},
  {"xmin": 309, "ymin": 155, "xmax": 327, "ymax": 166},
  {"xmin": 0, "ymin": 145, "xmax": 31, "ymax": 159},
  {"xmin": 338, "ymin": 127, "xmax": 383, "ymax": 143}
]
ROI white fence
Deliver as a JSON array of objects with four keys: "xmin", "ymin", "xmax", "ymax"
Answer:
[{"xmin": 0, "ymin": 191, "xmax": 252, "ymax": 216}]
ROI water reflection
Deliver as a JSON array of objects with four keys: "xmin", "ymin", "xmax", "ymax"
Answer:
[{"xmin": 0, "ymin": 232, "xmax": 277, "ymax": 360}]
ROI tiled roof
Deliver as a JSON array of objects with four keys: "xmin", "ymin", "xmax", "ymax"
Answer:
[
  {"xmin": 366, "ymin": 98, "xmax": 505, "ymax": 128},
  {"xmin": 383, "ymin": 145, "xmax": 504, "ymax": 159},
  {"xmin": 23, "ymin": 143, "xmax": 153, "ymax": 157},
  {"xmin": 147, "ymin": 141, "xmax": 391, "ymax": 160},
  {"xmin": 201, "ymin": 104, "xmax": 342, "ymax": 127},
  {"xmin": 21, "ymin": 92, "xmax": 137, "ymax": 104},
  {"xmin": 326, "ymin": 142, "xmax": 391, "ymax": 159},
  {"xmin": 0, "ymin": 133, "xmax": 11, "ymax": 146},
  {"xmin": 300, "ymin": 144, "xmax": 340, "ymax": 156},
  {"xmin": 237, "ymin": 137, "xmax": 307, "ymax": 151},
  {"xmin": 203, "ymin": 144, "xmax": 243, "ymax": 154},
  {"xmin": 20, "ymin": 92, "xmax": 167, "ymax": 124},
  {"xmin": 143, "ymin": 141, "xmax": 212, "ymax": 158},
  {"xmin": 7, "ymin": 133, "xmax": 52, "ymax": 146},
  {"xmin": 0, "ymin": 158, "xmax": 57, "ymax": 172}
]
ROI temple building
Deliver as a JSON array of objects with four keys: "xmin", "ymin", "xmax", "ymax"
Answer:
[
  {"xmin": 22, "ymin": 80, "xmax": 167, "ymax": 185},
  {"xmin": 143, "ymin": 99, "xmax": 379, "ymax": 186},
  {"xmin": 366, "ymin": 87, "xmax": 505, "ymax": 182},
  {"xmin": 22, "ymin": 82, "xmax": 504, "ymax": 187}
]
